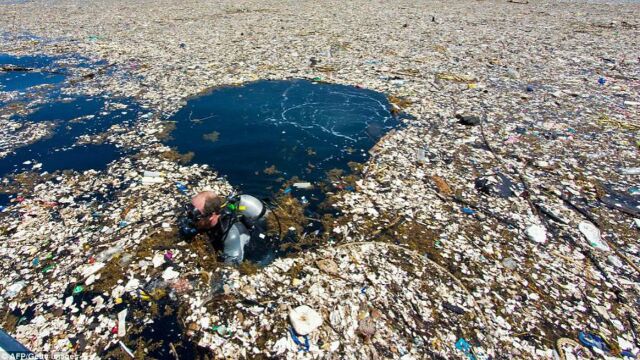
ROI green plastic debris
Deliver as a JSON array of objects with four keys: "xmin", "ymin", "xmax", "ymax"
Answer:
[
  {"xmin": 73, "ymin": 285, "xmax": 84, "ymax": 294},
  {"xmin": 313, "ymin": 77, "xmax": 322, "ymax": 81},
  {"xmin": 212, "ymin": 325, "xmax": 233, "ymax": 337},
  {"xmin": 42, "ymin": 264, "xmax": 56, "ymax": 273}
]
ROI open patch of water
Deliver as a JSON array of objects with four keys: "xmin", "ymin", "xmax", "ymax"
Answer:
[
  {"xmin": 27, "ymin": 96, "xmax": 105, "ymax": 122},
  {"xmin": 0, "ymin": 53, "xmax": 67, "ymax": 92},
  {"xmin": 0, "ymin": 96, "xmax": 140, "ymax": 176},
  {"xmin": 0, "ymin": 193, "xmax": 9, "ymax": 208},
  {"xmin": 167, "ymin": 79, "xmax": 400, "ymax": 197},
  {"xmin": 0, "ymin": 53, "xmax": 142, "ymax": 178}
]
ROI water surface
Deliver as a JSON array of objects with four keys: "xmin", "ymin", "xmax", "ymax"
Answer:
[
  {"xmin": 167, "ymin": 79, "xmax": 400, "ymax": 197},
  {"xmin": 1, "ymin": 53, "xmax": 142, "ymax": 178},
  {"xmin": 0, "ymin": 96, "xmax": 139, "ymax": 176},
  {"xmin": 0, "ymin": 53, "xmax": 66, "ymax": 92}
]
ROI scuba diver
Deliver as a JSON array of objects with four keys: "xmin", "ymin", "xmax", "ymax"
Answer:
[
  {"xmin": 189, "ymin": 191, "xmax": 224, "ymax": 231},
  {"xmin": 180, "ymin": 190, "xmax": 269, "ymax": 264}
]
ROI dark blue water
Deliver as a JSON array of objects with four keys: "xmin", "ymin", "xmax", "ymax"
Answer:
[
  {"xmin": 27, "ymin": 96, "xmax": 105, "ymax": 122},
  {"xmin": 0, "ymin": 54, "xmax": 59, "ymax": 69},
  {"xmin": 0, "ymin": 53, "xmax": 142, "ymax": 180},
  {"xmin": 0, "ymin": 97, "xmax": 139, "ymax": 176},
  {"xmin": 0, "ymin": 193, "xmax": 9, "ymax": 209},
  {"xmin": 167, "ymin": 79, "xmax": 400, "ymax": 198},
  {"xmin": 0, "ymin": 54, "xmax": 66, "ymax": 92}
]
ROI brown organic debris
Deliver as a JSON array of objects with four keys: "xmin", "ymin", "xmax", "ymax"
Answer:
[{"xmin": 431, "ymin": 175, "xmax": 453, "ymax": 195}]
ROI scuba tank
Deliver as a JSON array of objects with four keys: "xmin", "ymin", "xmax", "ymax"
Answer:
[
  {"xmin": 222, "ymin": 222, "xmax": 251, "ymax": 263},
  {"xmin": 220, "ymin": 194, "xmax": 268, "ymax": 263},
  {"xmin": 237, "ymin": 194, "xmax": 268, "ymax": 225}
]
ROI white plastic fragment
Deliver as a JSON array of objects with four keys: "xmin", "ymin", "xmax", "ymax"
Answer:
[
  {"xmin": 607, "ymin": 255, "xmax": 624, "ymax": 268},
  {"xmin": 143, "ymin": 171, "xmax": 162, "ymax": 177},
  {"xmin": 141, "ymin": 176, "xmax": 165, "ymax": 185},
  {"xmin": 5, "ymin": 281, "xmax": 26, "ymax": 299},
  {"xmin": 578, "ymin": 221, "xmax": 609, "ymax": 251},
  {"xmin": 273, "ymin": 337, "xmax": 292, "ymax": 355},
  {"xmin": 111, "ymin": 285, "xmax": 125, "ymax": 299},
  {"xmin": 152, "ymin": 253, "xmax": 165, "ymax": 268},
  {"xmin": 525, "ymin": 224, "xmax": 547, "ymax": 243},
  {"xmin": 293, "ymin": 182, "xmax": 313, "ymax": 189},
  {"xmin": 85, "ymin": 274, "xmax": 96, "ymax": 286},
  {"xmin": 119, "ymin": 341, "xmax": 135, "ymax": 358},
  {"xmin": 141, "ymin": 170, "xmax": 165, "ymax": 185},
  {"xmin": 117, "ymin": 309, "xmax": 128, "ymax": 337},
  {"xmin": 81, "ymin": 262, "xmax": 105, "ymax": 278},
  {"xmin": 162, "ymin": 267, "xmax": 179, "ymax": 280},
  {"xmin": 124, "ymin": 278, "xmax": 140, "ymax": 292},
  {"xmin": 502, "ymin": 257, "xmax": 517, "ymax": 270},
  {"xmin": 199, "ymin": 317, "xmax": 210, "ymax": 329},
  {"xmin": 329, "ymin": 341, "xmax": 340, "ymax": 352},
  {"xmin": 289, "ymin": 305, "xmax": 323, "ymax": 336}
]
